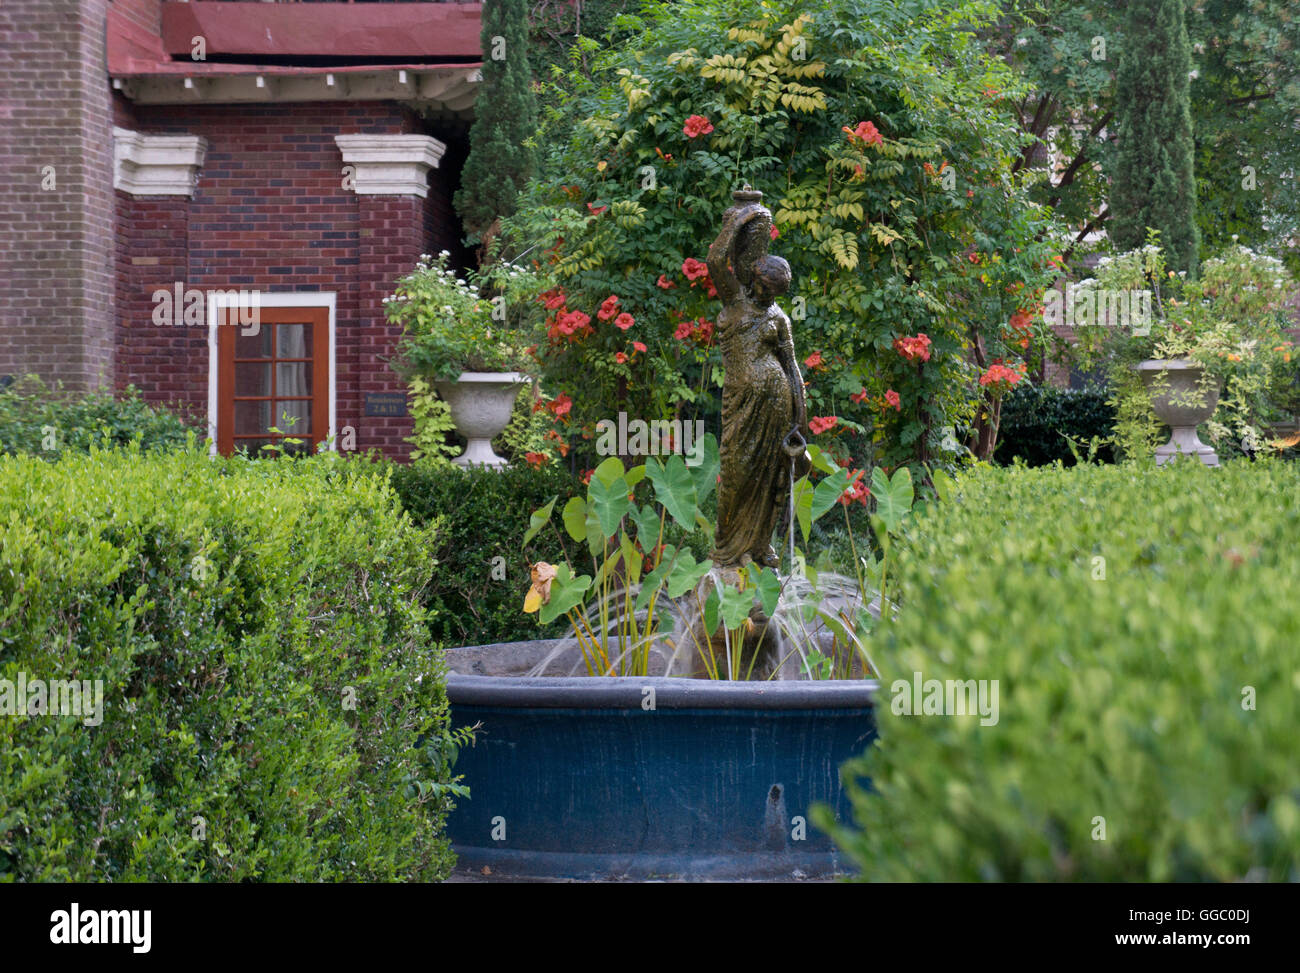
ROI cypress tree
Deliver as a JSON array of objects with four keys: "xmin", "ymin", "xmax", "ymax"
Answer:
[
  {"xmin": 454, "ymin": 0, "xmax": 537, "ymax": 248},
  {"xmin": 1110, "ymin": 0, "xmax": 1200, "ymax": 273}
]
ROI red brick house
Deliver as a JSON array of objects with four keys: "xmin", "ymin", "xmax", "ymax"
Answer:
[{"xmin": 0, "ymin": 0, "xmax": 484, "ymax": 458}]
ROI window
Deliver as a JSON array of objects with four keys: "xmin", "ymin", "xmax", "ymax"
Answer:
[{"xmin": 209, "ymin": 295, "xmax": 334, "ymax": 456}]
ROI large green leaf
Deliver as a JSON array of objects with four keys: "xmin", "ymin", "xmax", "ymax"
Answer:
[
  {"xmin": 538, "ymin": 563, "xmax": 591, "ymax": 625},
  {"xmin": 592, "ymin": 455, "xmax": 626, "ymax": 488},
  {"xmin": 619, "ymin": 530, "xmax": 642, "ymax": 586},
  {"xmin": 645, "ymin": 453, "xmax": 699, "ymax": 530},
  {"xmin": 687, "ymin": 432, "xmax": 720, "ymax": 502},
  {"xmin": 522, "ymin": 495, "xmax": 556, "ymax": 548},
  {"xmin": 718, "ymin": 584, "xmax": 754, "ymax": 630},
  {"xmin": 745, "ymin": 563, "xmax": 783, "ymax": 617},
  {"xmin": 634, "ymin": 544, "xmax": 678, "ymax": 612},
  {"xmin": 812, "ymin": 468, "xmax": 852, "ymax": 523},
  {"xmin": 664, "ymin": 550, "xmax": 713, "ymax": 598},
  {"xmin": 629, "ymin": 502, "xmax": 661, "ymax": 550},
  {"xmin": 562, "ymin": 495, "xmax": 588, "ymax": 543},
  {"xmin": 792, "ymin": 475, "xmax": 814, "ymax": 543},
  {"xmin": 872, "ymin": 466, "xmax": 914, "ymax": 534},
  {"xmin": 588, "ymin": 474, "xmax": 632, "ymax": 538}
]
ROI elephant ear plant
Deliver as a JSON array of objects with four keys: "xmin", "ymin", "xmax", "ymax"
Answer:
[{"xmin": 520, "ymin": 434, "xmax": 909, "ymax": 681}]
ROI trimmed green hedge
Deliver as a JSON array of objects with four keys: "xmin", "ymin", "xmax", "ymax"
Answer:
[
  {"xmin": 994, "ymin": 383, "xmax": 1116, "ymax": 466},
  {"xmin": 388, "ymin": 460, "xmax": 720, "ymax": 647},
  {"xmin": 0, "ymin": 447, "xmax": 457, "ymax": 881},
  {"xmin": 388, "ymin": 462, "xmax": 580, "ymax": 646},
  {"xmin": 822, "ymin": 459, "xmax": 1300, "ymax": 881},
  {"xmin": 0, "ymin": 377, "xmax": 195, "ymax": 458}
]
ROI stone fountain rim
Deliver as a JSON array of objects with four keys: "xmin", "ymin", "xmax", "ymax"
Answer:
[{"xmin": 444, "ymin": 640, "xmax": 879, "ymax": 710}]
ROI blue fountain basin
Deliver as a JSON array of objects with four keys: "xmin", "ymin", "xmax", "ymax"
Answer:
[{"xmin": 444, "ymin": 641, "xmax": 878, "ymax": 881}]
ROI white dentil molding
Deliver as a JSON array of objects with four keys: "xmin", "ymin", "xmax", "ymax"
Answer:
[
  {"xmin": 334, "ymin": 134, "xmax": 447, "ymax": 198},
  {"xmin": 113, "ymin": 127, "xmax": 208, "ymax": 197}
]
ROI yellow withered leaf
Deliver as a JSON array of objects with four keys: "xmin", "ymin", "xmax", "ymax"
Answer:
[{"xmin": 523, "ymin": 561, "xmax": 558, "ymax": 614}]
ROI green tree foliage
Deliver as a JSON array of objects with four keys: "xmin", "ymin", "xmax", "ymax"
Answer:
[
  {"xmin": 1110, "ymin": 0, "xmax": 1200, "ymax": 272},
  {"xmin": 1188, "ymin": 0, "xmax": 1300, "ymax": 272},
  {"xmin": 507, "ymin": 0, "xmax": 1063, "ymax": 475},
  {"xmin": 455, "ymin": 0, "xmax": 539, "ymax": 244}
]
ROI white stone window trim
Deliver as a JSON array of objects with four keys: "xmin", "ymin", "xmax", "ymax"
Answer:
[
  {"xmin": 113, "ymin": 127, "xmax": 208, "ymax": 197},
  {"xmin": 206, "ymin": 291, "xmax": 338, "ymax": 456},
  {"xmin": 334, "ymin": 133, "xmax": 447, "ymax": 198}
]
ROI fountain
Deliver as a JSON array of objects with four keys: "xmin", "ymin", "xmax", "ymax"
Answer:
[{"xmin": 443, "ymin": 188, "xmax": 881, "ymax": 881}]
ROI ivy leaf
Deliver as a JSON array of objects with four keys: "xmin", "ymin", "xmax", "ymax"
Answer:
[{"xmin": 522, "ymin": 496, "xmax": 557, "ymax": 548}]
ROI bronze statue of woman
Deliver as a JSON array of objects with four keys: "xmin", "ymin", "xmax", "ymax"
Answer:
[{"xmin": 708, "ymin": 187, "xmax": 811, "ymax": 570}]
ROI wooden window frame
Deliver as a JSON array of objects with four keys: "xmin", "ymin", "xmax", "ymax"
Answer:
[{"xmin": 207, "ymin": 293, "xmax": 335, "ymax": 457}]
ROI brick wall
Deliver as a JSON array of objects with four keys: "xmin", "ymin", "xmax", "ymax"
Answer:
[
  {"xmin": 116, "ymin": 100, "xmax": 465, "ymax": 459},
  {"xmin": 0, "ymin": 0, "xmax": 117, "ymax": 390}
]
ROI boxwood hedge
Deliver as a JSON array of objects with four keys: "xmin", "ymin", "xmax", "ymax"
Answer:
[
  {"xmin": 994, "ymin": 383, "xmax": 1116, "ymax": 466},
  {"xmin": 0, "ymin": 446, "xmax": 457, "ymax": 881},
  {"xmin": 821, "ymin": 458, "xmax": 1300, "ymax": 881}
]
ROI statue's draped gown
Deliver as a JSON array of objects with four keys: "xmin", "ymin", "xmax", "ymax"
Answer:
[{"xmin": 712, "ymin": 293, "xmax": 797, "ymax": 567}]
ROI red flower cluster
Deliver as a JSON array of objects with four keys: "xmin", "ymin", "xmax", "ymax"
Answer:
[
  {"xmin": 894, "ymin": 333, "xmax": 932, "ymax": 362},
  {"xmin": 978, "ymin": 361, "xmax": 1027, "ymax": 395},
  {"xmin": 524, "ymin": 452, "xmax": 548, "ymax": 469},
  {"xmin": 809, "ymin": 416, "xmax": 838, "ymax": 435},
  {"xmin": 549, "ymin": 308, "xmax": 593, "ymax": 342},
  {"xmin": 1006, "ymin": 307, "xmax": 1036, "ymax": 349},
  {"xmin": 803, "ymin": 350, "xmax": 825, "ymax": 372},
  {"xmin": 884, "ymin": 389, "xmax": 901, "ymax": 411},
  {"xmin": 850, "ymin": 388, "xmax": 869, "ymax": 404},
  {"xmin": 597, "ymin": 294, "xmax": 620, "ymax": 321},
  {"xmin": 656, "ymin": 274, "xmax": 676, "ymax": 290},
  {"xmin": 540, "ymin": 288, "xmax": 567, "ymax": 311},
  {"xmin": 842, "ymin": 120, "xmax": 884, "ymax": 147},
  {"xmin": 545, "ymin": 392, "xmax": 573, "ymax": 419},
  {"xmin": 614, "ymin": 312, "xmax": 634, "ymax": 331},
  {"xmin": 683, "ymin": 114, "xmax": 714, "ymax": 138},
  {"xmin": 679, "ymin": 257, "xmax": 718, "ymax": 298},
  {"xmin": 839, "ymin": 470, "xmax": 870, "ymax": 508},
  {"xmin": 674, "ymin": 317, "xmax": 715, "ymax": 345}
]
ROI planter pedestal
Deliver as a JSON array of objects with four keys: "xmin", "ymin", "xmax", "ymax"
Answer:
[
  {"xmin": 1137, "ymin": 358, "xmax": 1220, "ymax": 467},
  {"xmin": 433, "ymin": 372, "xmax": 527, "ymax": 468}
]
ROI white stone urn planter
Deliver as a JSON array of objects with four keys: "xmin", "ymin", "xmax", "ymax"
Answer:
[
  {"xmin": 433, "ymin": 372, "xmax": 528, "ymax": 468},
  {"xmin": 1136, "ymin": 358, "xmax": 1221, "ymax": 467}
]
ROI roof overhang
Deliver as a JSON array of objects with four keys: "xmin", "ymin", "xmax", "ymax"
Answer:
[{"xmin": 108, "ymin": 3, "xmax": 483, "ymax": 119}]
